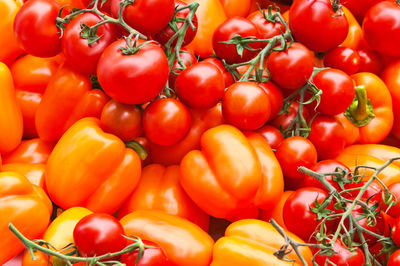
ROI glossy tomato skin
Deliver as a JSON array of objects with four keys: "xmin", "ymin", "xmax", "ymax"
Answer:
[
  {"xmin": 111, "ymin": 0, "xmax": 175, "ymax": 36},
  {"xmin": 153, "ymin": 0, "xmax": 198, "ymax": 46},
  {"xmin": 388, "ymin": 249, "xmax": 400, "ymax": 266},
  {"xmin": 271, "ymin": 101, "xmax": 311, "ymax": 131},
  {"xmin": 362, "ymin": 1, "xmax": 400, "ymax": 57},
  {"xmin": 14, "ymin": 0, "xmax": 61, "ymax": 57},
  {"xmin": 121, "ymin": 240, "xmax": 170, "ymax": 266},
  {"xmin": 357, "ymin": 49, "xmax": 383, "ymax": 75},
  {"xmin": 257, "ymin": 82, "xmax": 283, "ymax": 119},
  {"xmin": 73, "ymin": 213, "xmax": 127, "ymax": 257},
  {"xmin": 175, "ymin": 61, "xmax": 225, "ymax": 109},
  {"xmin": 62, "ymin": 12, "xmax": 119, "ymax": 75},
  {"xmin": 323, "ymin": 47, "xmax": 360, "ymax": 75},
  {"xmin": 222, "ymin": 81, "xmax": 271, "ymax": 131},
  {"xmin": 314, "ymin": 240, "xmax": 365, "ymax": 265},
  {"xmin": 169, "ymin": 48, "xmax": 197, "ymax": 89},
  {"xmin": 343, "ymin": 0, "xmax": 382, "ymax": 23},
  {"xmin": 97, "ymin": 39, "xmax": 169, "ymax": 105},
  {"xmin": 143, "ymin": 98, "xmax": 191, "ymax": 146},
  {"xmin": 100, "ymin": 99, "xmax": 142, "ymax": 142},
  {"xmin": 255, "ymin": 125, "xmax": 283, "ymax": 149},
  {"xmin": 213, "ymin": 16, "xmax": 261, "ymax": 64},
  {"xmin": 202, "ymin": 57, "xmax": 235, "ymax": 88},
  {"xmin": 386, "ymin": 183, "xmax": 400, "ymax": 218},
  {"xmin": 290, "ymin": 0, "xmax": 348, "ymax": 52},
  {"xmin": 308, "ymin": 115, "xmax": 346, "ymax": 160},
  {"xmin": 283, "ymin": 187, "xmax": 330, "ymax": 241},
  {"xmin": 275, "ymin": 136, "xmax": 318, "ymax": 179},
  {"xmin": 267, "ymin": 42, "xmax": 314, "ymax": 90},
  {"xmin": 247, "ymin": 9, "xmax": 285, "ymax": 41},
  {"xmin": 312, "ymin": 68, "xmax": 355, "ymax": 115},
  {"xmin": 303, "ymin": 160, "xmax": 350, "ymax": 191}
]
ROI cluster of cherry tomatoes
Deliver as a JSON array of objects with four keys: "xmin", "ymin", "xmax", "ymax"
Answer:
[{"xmin": 2, "ymin": 0, "xmax": 400, "ymax": 265}]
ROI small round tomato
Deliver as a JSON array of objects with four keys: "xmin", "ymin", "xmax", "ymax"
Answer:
[
  {"xmin": 343, "ymin": 0, "xmax": 382, "ymax": 23},
  {"xmin": 283, "ymin": 187, "xmax": 330, "ymax": 241},
  {"xmin": 97, "ymin": 39, "xmax": 169, "ymax": 105},
  {"xmin": 143, "ymin": 98, "xmax": 191, "ymax": 146},
  {"xmin": 14, "ymin": 0, "xmax": 61, "ymax": 57},
  {"xmin": 153, "ymin": 0, "xmax": 198, "ymax": 46},
  {"xmin": 100, "ymin": 99, "xmax": 142, "ymax": 142},
  {"xmin": 386, "ymin": 183, "xmax": 400, "ymax": 218},
  {"xmin": 342, "ymin": 181, "xmax": 383, "ymax": 207},
  {"xmin": 73, "ymin": 213, "xmax": 127, "ymax": 257},
  {"xmin": 323, "ymin": 46, "xmax": 360, "ymax": 75},
  {"xmin": 121, "ymin": 240, "xmax": 170, "ymax": 266},
  {"xmin": 314, "ymin": 240, "xmax": 365, "ymax": 265},
  {"xmin": 267, "ymin": 42, "xmax": 314, "ymax": 90},
  {"xmin": 257, "ymin": 82, "xmax": 283, "ymax": 119},
  {"xmin": 61, "ymin": 12, "xmax": 119, "ymax": 75},
  {"xmin": 289, "ymin": 0, "xmax": 348, "ymax": 52},
  {"xmin": 202, "ymin": 57, "xmax": 235, "ymax": 88},
  {"xmin": 362, "ymin": 1, "xmax": 400, "ymax": 57},
  {"xmin": 271, "ymin": 101, "xmax": 311, "ymax": 132},
  {"xmin": 357, "ymin": 49, "xmax": 383, "ymax": 75},
  {"xmin": 175, "ymin": 61, "xmax": 225, "ymax": 109},
  {"xmin": 212, "ymin": 16, "xmax": 261, "ymax": 64},
  {"xmin": 303, "ymin": 160, "xmax": 350, "ymax": 191},
  {"xmin": 111, "ymin": 0, "xmax": 175, "ymax": 36},
  {"xmin": 312, "ymin": 68, "xmax": 355, "ymax": 115},
  {"xmin": 222, "ymin": 81, "xmax": 271, "ymax": 131},
  {"xmin": 308, "ymin": 115, "xmax": 346, "ymax": 160},
  {"xmin": 275, "ymin": 136, "xmax": 317, "ymax": 179},
  {"xmin": 388, "ymin": 249, "xmax": 400, "ymax": 266},
  {"xmin": 169, "ymin": 48, "xmax": 197, "ymax": 89},
  {"xmin": 247, "ymin": 9, "xmax": 285, "ymax": 41},
  {"xmin": 255, "ymin": 125, "xmax": 283, "ymax": 149}
]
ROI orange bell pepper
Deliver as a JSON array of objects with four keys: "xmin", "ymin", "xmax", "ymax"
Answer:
[
  {"xmin": 10, "ymin": 54, "xmax": 62, "ymax": 138},
  {"xmin": 335, "ymin": 144, "xmax": 400, "ymax": 187},
  {"xmin": 0, "ymin": 172, "xmax": 52, "ymax": 264},
  {"xmin": 259, "ymin": 190, "xmax": 294, "ymax": 231},
  {"xmin": 118, "ymin": 164, "xmax": 209, "ymax": 231},
  {"xmin": 211, "ymin": 219, "xmax": 313, "ymax": 266},
  {"xmin": 381, "ymin": 59, "xmax": 400, "ymax": 140},
  {"xmin": 336, "ymin": 72, "xmax": 393, "ymax": 144},
  {"xmin": 150, "ymin": 104, "xmax": 224, "ymax": 165},
  {"xmin": 2, "ymin": 163, "xmax": 46, "ymax": 188},
  {"xmin": 2, "ymin": 138, "xmax": 55, "ymax": 164},
  {"xmin": 0, "ymin": 62, "xmax": 23, "ymax": 154},
  {"xmin": 340, "ymin": 6, "xmax": 363, "ymax": 50},
  {"xmin": 35, "ymin": 64, "xmax": 109, "ymax": 143},
  {"xmin": 0, "ymin": 0, "xmax": 24, "ymax": 65},
  {"xmin": 180, "ymin": 124, "xmax": 283, "ymax": 220},
  {"xmin": 46, "ymin": 117, "xmax": 142, "ymax": 214},
  {"xmin": 183, "ymin": 0, "xmax": 227, "ymax": 58},
  {"xmin": 120, "ymin": 210, "xmax": 214, "ymax": 266}
]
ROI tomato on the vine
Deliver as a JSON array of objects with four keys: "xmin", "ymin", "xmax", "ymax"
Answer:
[
  {"xmin": 314, "ymin": 240, "xmax": 365, "ymax": 265},
  {"xmin": 303, "ymin": 160, "xmax": 350, "ymax": 191},
  {"xmin": 97, "ymin": 39, "xmax": 169, "ymax": 105},
  {"xmin": 323, "ymin": 46, "xmax": 360, "ymax": 75},
  {"xmin": 120, "ymin": 240, "xmax": 170, "ymax": 266},
  {"xmin": 247, "ymin": 9, "xmax": 285, "ymax": 41},
  {"xmin": 73, "ymin": 213, "xmax": 127, "ymax": 257},
  {"xmin": 143, "ymin": 98, "xmax": 191, "ymax": 146}
]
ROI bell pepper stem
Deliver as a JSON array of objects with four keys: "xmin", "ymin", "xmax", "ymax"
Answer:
[
  {"xmin": 344, "ymin": 86, "xmax": 375, "ymax": 127},
  {"xmin": 125, "ymin": 140, "xmax": 148, "ymax": 161}
]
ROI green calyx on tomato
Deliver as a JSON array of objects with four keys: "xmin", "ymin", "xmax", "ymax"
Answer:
[{"xmin": 344, "ymin": 85, "xmax": 375, "ymax": 127}]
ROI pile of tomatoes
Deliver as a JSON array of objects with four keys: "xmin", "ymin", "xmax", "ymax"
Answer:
[{"xmin": 1, "ymin": 0, "xmax": 400, "ymax": 265}]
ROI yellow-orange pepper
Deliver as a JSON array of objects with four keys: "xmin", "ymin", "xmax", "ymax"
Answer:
[{"xmin": 46, "ymin": 117, "xmax": 141, "ymax": 214}]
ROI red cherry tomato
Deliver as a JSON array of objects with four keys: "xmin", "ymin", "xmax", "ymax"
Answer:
[
  {"xmin": 386, "ymin": 183, "xmax": 400, "ymax": 218},
  {"xmin": 271, "ymin": 101, "xmax": 311, "ymax": 131},
  {"xmin": 73, "ymin": 213, "xmax": 127, "ymax": 257},
  {"xmin": 255, "ymin": 125, "xmax": 284, "ymax": 149},
  {"xmin": 267, "ymin": 42, "xmax": 314, "ymax": 90},
  {"xmin": 343, "ymin": 0, "xmax": 382, "ymax": 23},
  {"xmin": 202, "ymin": 57, "xmax": 235, "ymax": 88},
  {"xmin": 175, "ymin": 61, "xmax": 225, "ymax": 109},
  {"xmin": 120, "ymin": 240, "xmax": 170, "ymax": 266},
  {"xmin": 362, "ymin": 1, "xmax": 400, "ymax": 57},
  {"xmin": 169, "ymin": 48, "xmax": 197, "ymax": 89},
  {"xmin": 289, "ymin": 0, "xmax": 348, "ymax": 52},
  {"xmin": 357, "ymin": 49, "xmax": 383, "ymax": 75},
  {"xmin": 314, "ymin": 240, "xmax": 365, "ymax": 265},
  {"xmin": 257, "ymin": 82, "xmax": 283, "ymax": 119},
  {"xmin": 153, "ymin": 0, "xmax": 198, "ymax": 46},
  {"xmin": 14, "ymin": 0, "xmax": 61, "ymax": 57},
  {"xmin": 275, "ymin": 136, "xmax": 318, "ymax": 179},
  {"xmin": 247, "ymin": 9, "xmax": 285, "ymax": 41},
  {"xmin": 97, "ymin": 39, "xmax": 169, "ymax": 105},
  {"xmin": 143, "ymin": 98, "xmax": 191, "ymax": 146},
  {"xmin": 388, "ymin": 249, "xmax": 400, "ymax": 266},
  {"xmin": 308, "ymin": 115, "xmax": 346, "ymax": 160},
  {"xmin": 312, "ymin": 68, "xmax": 355, "ymax": 115},
  {"xmin": 61, "ymin": 12, "xmax": 119, "ymax": 75},
  {"xmin": 283, "ymin": 187, "xmax": 330, "ymax": 241},
  {"xmin": 222, "ymin": 81, "xmax": 271, "ymax": 131},
  {"xmin": 303, "ymin": 160, "xmax": 350, "ymax": 191},
  {"xmin": 323, "ymin": 46, "xmax": 360, "ymax": 75},
  {"xmin": 213, "ymin": 16, "xmax": 261, "ymax": 64},
  {"xmin": 100, "ymin": 99, "xmax": 142, "ymax": 142},
  {"xmin": 111, "ymin": 0, "xmax": 175, "ymax": 36}
]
